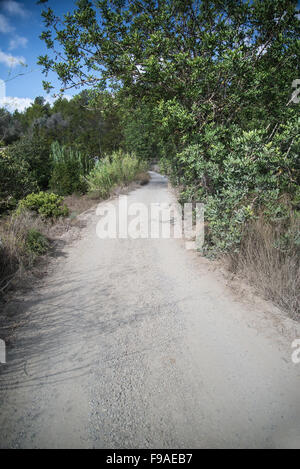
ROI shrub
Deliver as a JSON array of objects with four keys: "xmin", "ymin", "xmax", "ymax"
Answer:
[
  {"xmin": 0, "ymin": 148, "xmax": 38, "ymax": 214},
  {"xmin": 25, "ymin": 229, "xmax": 49, "ymax": 255},
  {"xmin": 169, "ymin": 120, "xmax": 300, "ymax": 316},
  {"xmin": 176, "ymin": 121, "xmax": 300, "ymax": 255},
  {"xmin": 49, "ymin": 141, "xmax": 92, "ymax": 195},
  {"xmin": 86, "ymin": 150, "xmax": 147, "ymax": 198},
  {"xmin": 17, "ymin": 192, "xmax": 69, "ymax": 218},
  {"xmin": 8, "ymin": 134, "xmax": 52, "ymax": 190}
]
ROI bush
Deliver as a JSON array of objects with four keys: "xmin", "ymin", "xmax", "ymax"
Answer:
[
  {"xmin": 17, "ymin": 192, "xmax": 69, "ymax": 218},
  {"xmin": 49, "ymin": 141, "xmax": 92, "ymax": 195},
  {"xmin": 25, "ymin": 229, "xmax": 49, "ymax": 255},
  {"xmin": 176, "ymin": 122, "xmax": 300, "ymax": 255},
  {"xmin": 86, "ymin": 150, "xmax": 147, "ymax": 198},
  {"xmin": 0, "ymin": 147, "xmax": 38, "ymax": 214},
  {"xmin": 168, "ymin": 120, "xmax": 300, "ymax": 316},
  {"xmin": 8, "ymin": 134, "xmax": 52, "ymax": 190}
]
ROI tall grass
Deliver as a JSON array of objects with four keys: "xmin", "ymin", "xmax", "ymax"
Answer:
[
  {"xmin": 51, "ymin": 141, "xmax": 94, "ymax": 175},
  {"xmin": 228, "ymin": 215, "xmax": 300, "ymax": 319},
  {"xmin": 0, "ymin": 210, "xmax": 49, "ymax": 295},
  {"xmin": 86, "ymin": 150, "xmax": 147, "ymax": 198},
  {"xmin": 50, "ymin": 141, "xmax": 94, "ymax": 195}
]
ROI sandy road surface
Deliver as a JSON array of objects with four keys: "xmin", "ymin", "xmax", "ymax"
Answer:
[{"xmin": 0, "ymin": 172, "xmax": 299, "ymax": 448}]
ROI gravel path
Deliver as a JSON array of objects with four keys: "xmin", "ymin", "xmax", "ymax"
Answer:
[{"xmin": 0, "ymin": 172, "xmax": 299, "ymax": 448}]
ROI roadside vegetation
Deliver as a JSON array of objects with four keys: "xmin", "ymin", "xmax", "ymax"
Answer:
[
  {"xmin": 0, "ymin": 210, "xmax": 50, "ymax": 294},
  {"xmin": 86, "ymin": 151, "xmax": 148, "ymax": 198},
  {"xmin": 0, "ymin": 94, "xmax": 148, "ymax": 296},
  {"xmin": 0, "ymin": 0, "xmax": 299, "ymax": 317}
]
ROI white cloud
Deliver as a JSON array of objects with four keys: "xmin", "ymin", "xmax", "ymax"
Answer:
[
  {"xmin": 0, "ymin": 1, "xmax": 28, "ymax": 18},
  {"xmin": 0, "ymin": 95, "xmax": 32, "ymax": 112},
  {"xmin": 0, "ymin": 94, "xmax": 73, "ymax": 113},
  {"xmin": 0, "ymin": 48, "xmax": 25, "ymax": 67},
  {"xmin": 8, "ymin": 34, "xmax": 27, "ymax": 50},
  {"xmin": 0, "ymin": 12, "xmax": 13, "ymax": 32}
]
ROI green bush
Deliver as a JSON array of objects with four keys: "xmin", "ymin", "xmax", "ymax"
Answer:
[
  {"xmin": 86, "ymin": 150, "xmax": 147, "ymax": 198},
  {"xmin": 25, "ymin": 229, "xmax": 49, "ymax": 255},
  {"xmin": 0, "ymin": 148, "xmax": 38, "ymax": 214},
  {"xmin": 49, "ymin": 141, "xmax": 92, "ymax": 195},
  {"xmin": 17, "ymin": 192, "xmax": 69, "ymax": 218},
  {"xmin": 50, "ymin": 160, "xmax": 87, "ymax": 195},
  {"xmin": 8, "ymin": 134, "xmax": 52, "ymax": 190},
  {"xmin": 174, "ymin": 121, "xmax": 300, "ymax": 255}
]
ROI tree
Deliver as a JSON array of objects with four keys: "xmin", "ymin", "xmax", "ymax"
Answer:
[
  {"xmin": 21, "ymin": 96, "xmax": 51, "ymax": 129},
  {"xmin": 8, "ymin": 133, "xmax": 52, "ymax": 190},
  {"xmin": 0, "ymin": 147, "xmax": 38, "ymax": 212},
  {"xmin": 38, "ymin": 1, "xmax": 299, "ymax": 113},
  {"xmin": 0, "ymin": 108, "xmax": 22, "ymax": 144},
  {"xmin": 38, "ymin": 0, "xmax": 300, "ymax": 165}
]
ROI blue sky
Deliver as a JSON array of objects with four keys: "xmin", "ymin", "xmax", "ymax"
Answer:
[{"xmin": 0, "ymin": 0, "xmax": 79, "ymax": 112}]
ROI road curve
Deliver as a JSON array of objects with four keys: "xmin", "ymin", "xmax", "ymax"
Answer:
[{"xmin": 0, "ymin": 172, "xmax": 299, "ymax": 448}]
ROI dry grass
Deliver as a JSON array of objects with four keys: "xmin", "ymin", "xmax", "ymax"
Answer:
[
  {"xmin": 0, "ymin": 207, "xmax": 91, "ymax": 300},
  {"xmin": 228, "ymin": 215, "xmax": 300, "ymax": 319},
  {"xmin": 0, "ymin": 211, "xmax": 51, "ymax": 295},
  {"xmin": 63, "ymin": 193, "xmax": 99, "ymax": 218}
]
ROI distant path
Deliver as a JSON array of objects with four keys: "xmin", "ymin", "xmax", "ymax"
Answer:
[{"xmin": 0, "ymin": 172, "xmax": 299, "ymax": 448}]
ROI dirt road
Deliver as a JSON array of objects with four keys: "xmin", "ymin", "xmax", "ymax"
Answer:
[{"xmin": 0, "ymin": 172, "xmax": 299, "ymax": 448}]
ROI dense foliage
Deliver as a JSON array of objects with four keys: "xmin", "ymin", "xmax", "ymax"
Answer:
[
  {"xmin": 49, "ymin": 141, "xmax": 92, "ymax": 195},
  {"xmin": 0, "ymin": 147, "xmax": 38, "ymax": 213},
  {"xmin": 0, "ymin": 91, "xmax": 127, "ymax": 210},
  {"xmin": 86, "ymin": 150, "xmax": 147, "ymax": 198},
  {"xmin": 25, "ymin": 229, "xmax": 49, "ymax": 255},
  {"xmin": 17, "ymin": 192, "xmax": 69, "ymax": 218}
]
